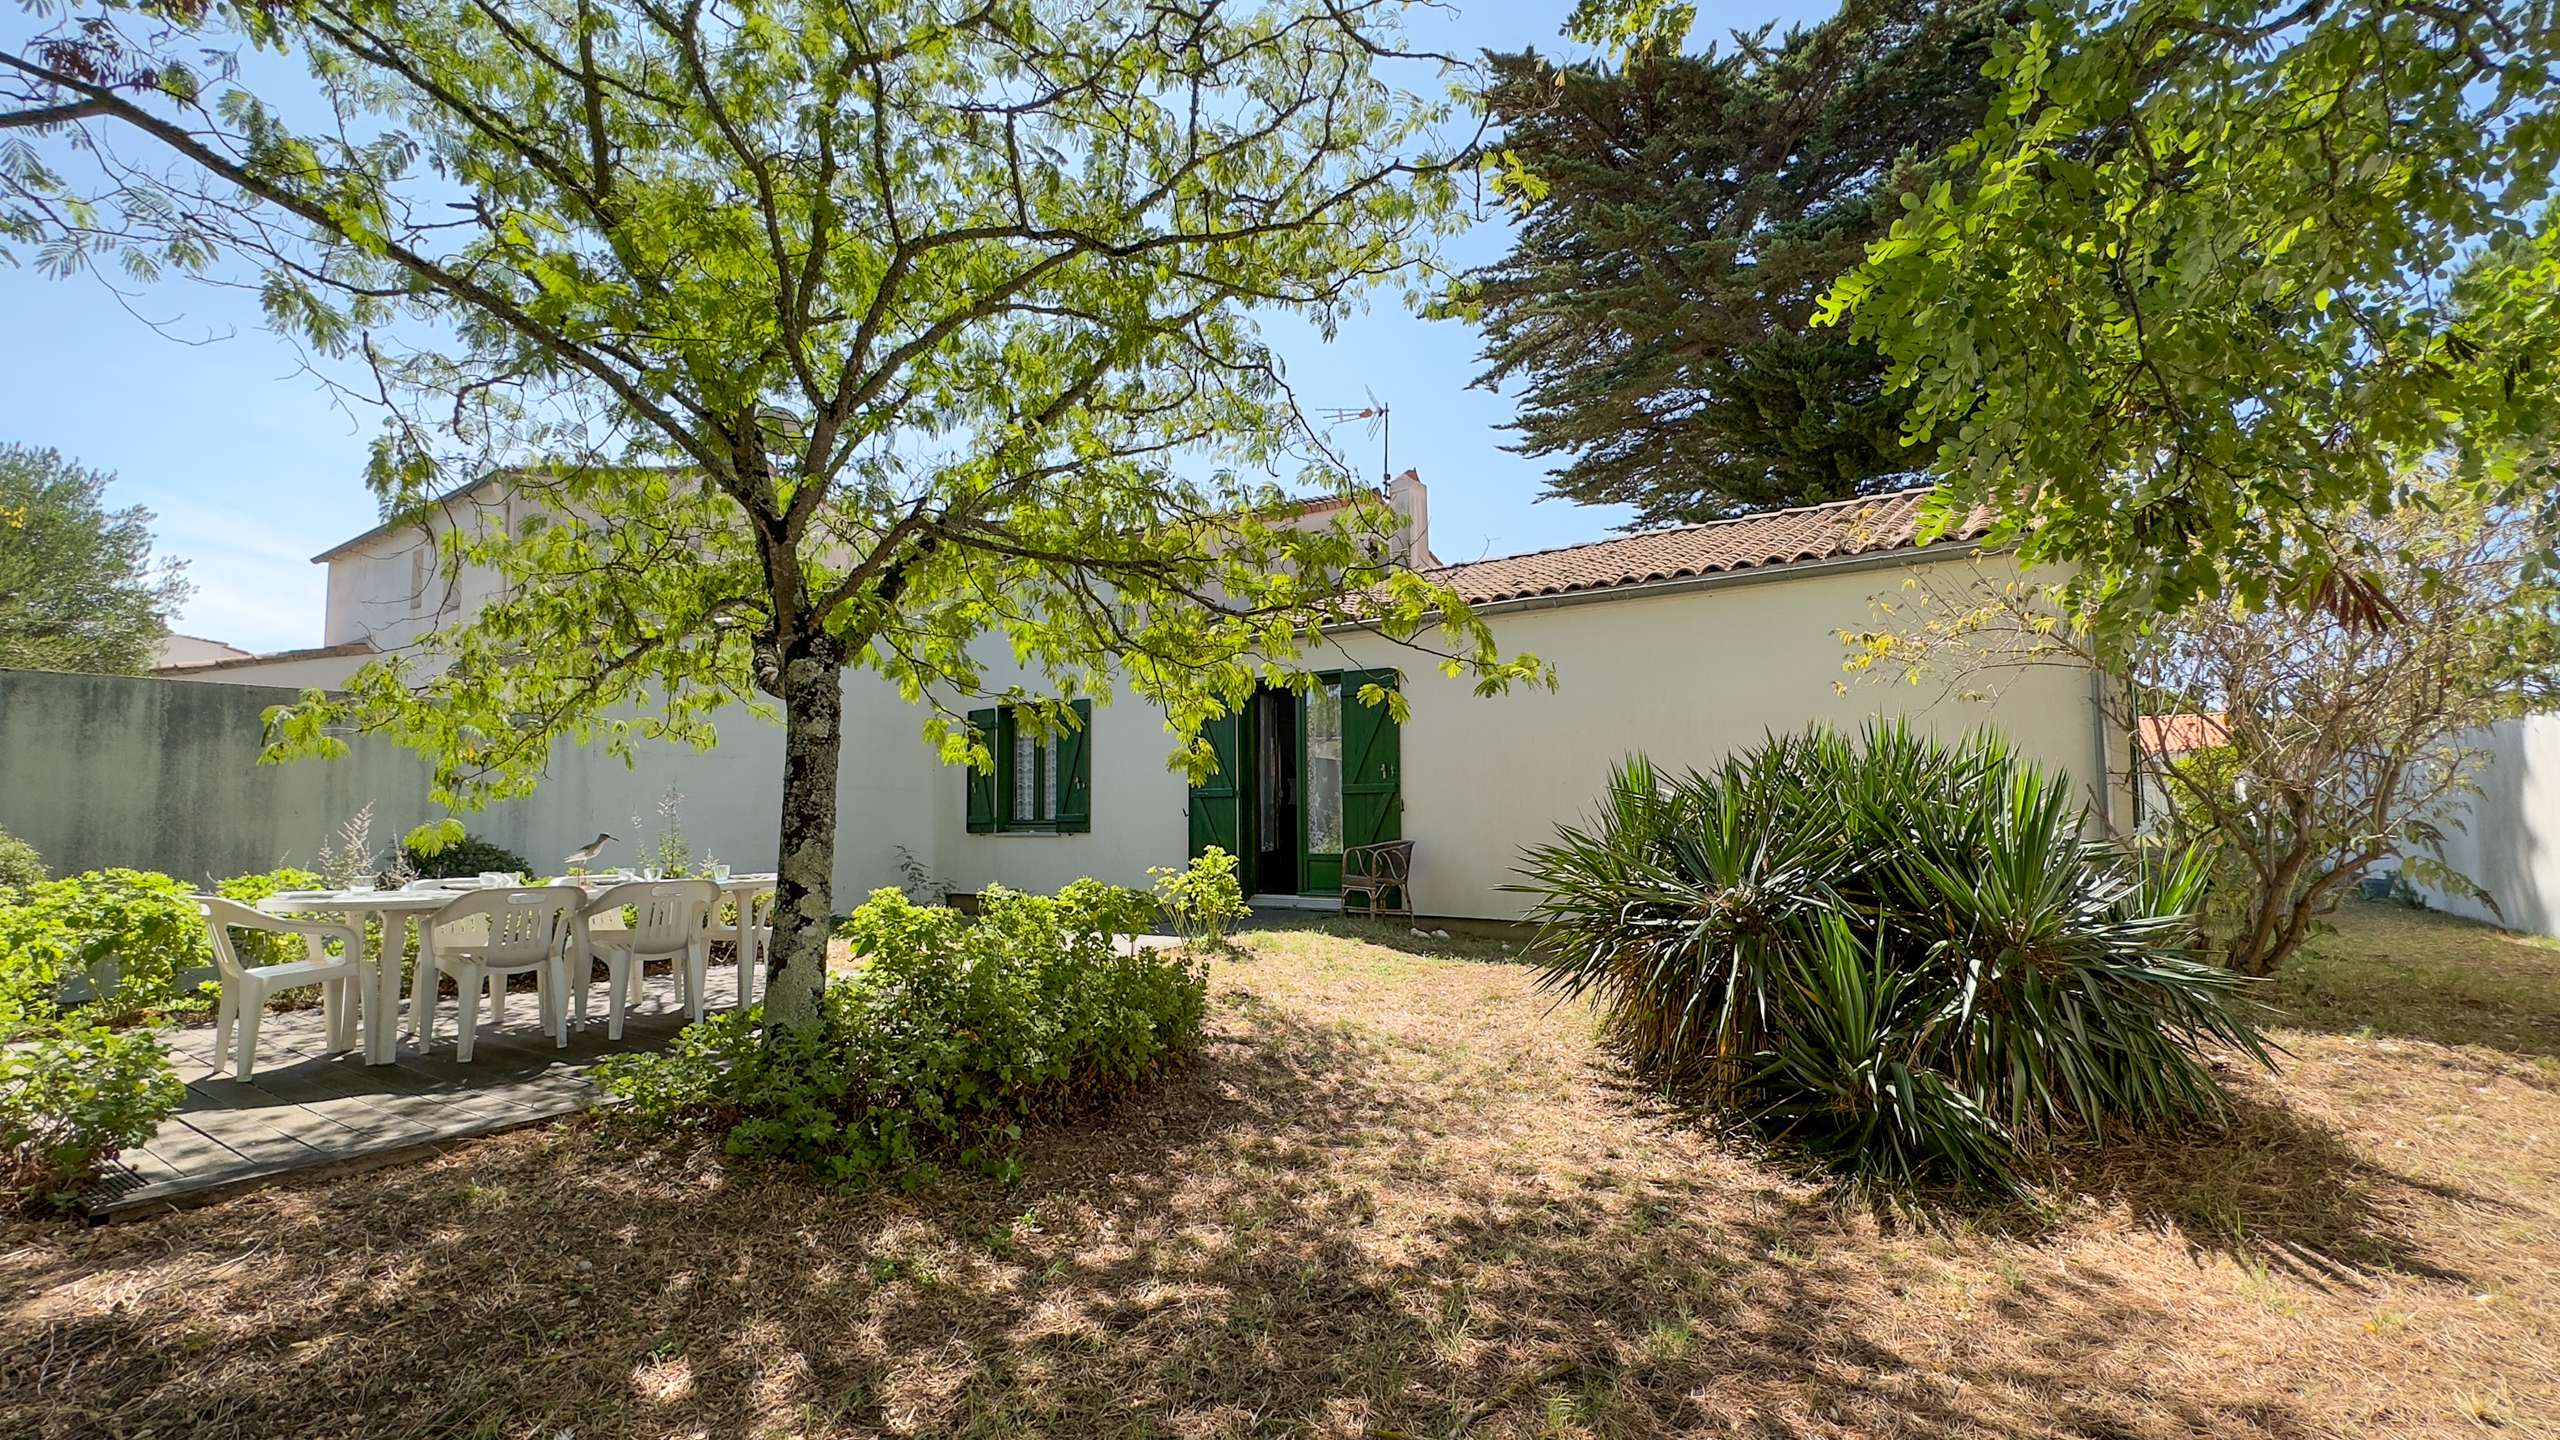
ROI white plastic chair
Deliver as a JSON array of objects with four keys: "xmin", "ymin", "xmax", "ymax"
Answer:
[
  {"xmin": 417, "ymin": 885, "xmax": 583, "ymax": 1061},
  {"xmin": 709, "ymin": 886, "xmax": 775, "ymax": 1010},
  {"xmin": 194, "ymin": 896, "xmax": 366, "ymax": 1080},
  {"xmin": 579, "ymin": 880, "xmax": 718, "ymax": 1035}
]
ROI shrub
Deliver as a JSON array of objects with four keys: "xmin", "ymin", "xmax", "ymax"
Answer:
[
  {"xmin": 0, "ymin": 828, "xmax": 45, "ymax": 904},
  {"xmin": 1514, "ymin": 723, "xmax": 2274, "ymax": 1193},
  {"xmin": 1150, "ymin": 846, "xmax": 1249, "ymax": 947},
  {"xmin": 1055, "ymin": 876, "xmax": 1159, "ymax": 950},
  {"xmin": 2, "ymin": 1023, "xmax": 184, "ymax": 1211},
  {"xmin": 0, "ymin": 869, "xmax": 210, "ymax": 1031},
  {"xmin": 602, "ymin": 884, "xmax": 1207, "ymax": 1186},
  {"xmin": 403, "ymin": 831, "xmax": 533, "ymax": 881},
  {"xmin": 213, "ymin": 868, "xmax": 330, "ymax": 968}
]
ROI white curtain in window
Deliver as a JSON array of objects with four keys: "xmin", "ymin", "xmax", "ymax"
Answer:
[
  {"xmin": 1042, "ymin": 732, "xmax": 1059, "ymax": 821},
  {"xmin": 1012, "ymin": 727, "xmax": 1037, "ymax": 822}
]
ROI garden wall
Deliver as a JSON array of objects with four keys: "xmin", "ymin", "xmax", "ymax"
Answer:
[
  {"xmin": 0, "ymin": 666, "xmax": 939, "ymax": 895},
  {"xmin": 0, "ymin": 667, "xmax": 439, "ymax": 885},
  {"xmin": 2411, "ymin": 713, "xmax": 2560, "ymax": 937}
]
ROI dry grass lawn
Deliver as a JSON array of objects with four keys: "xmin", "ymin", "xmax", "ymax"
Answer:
[{"xmin": 3, "ymin": 901, "xmax": 2556, "ymax": 1438}]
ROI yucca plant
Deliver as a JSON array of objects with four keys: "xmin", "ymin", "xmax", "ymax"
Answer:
[{"xmin": 1513, "ymin": 722, "xmax": 2275, "ymax": 1192}]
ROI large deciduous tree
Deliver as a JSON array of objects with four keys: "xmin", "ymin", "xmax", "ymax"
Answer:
[
  {"xmin": 9, "ymin": 0, "xmax": 1543, "ymax": 1025},
  {"xmin": 0, "ymin": 443, "xmax": 190, "ymax": 675},
  {"xmin": 1463, "ymin": 0, "xmax": 2014, "ymax": 528},
  {"xmin": 2, "ymin": 0, "xmax": 294, "ymax": 279},
  {"xmin": 1818, "ymin": 0, "xmax": 2560, "ymax": 626}
]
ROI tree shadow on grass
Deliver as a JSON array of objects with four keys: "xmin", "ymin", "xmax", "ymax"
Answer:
[
  {"xmin": 1598, "ymin": 1063, "xmax": 2485, "ymax": 1294},
  {"xmin": 2035, "ymin": 1090, "xmax": 2496, "ymax": 1288},
  {"xmin": 2263, "ymin": 900, "xmax": 2560, "ymax": 1063},
  {"xmin": 1, "ymin": 994, "xmax": 2348, "ymax": 1440}
]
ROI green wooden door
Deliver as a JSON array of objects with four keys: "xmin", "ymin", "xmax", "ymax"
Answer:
[
  {"xmin": 1187, "ymin": 709, "xmax": 1244, "ymax": 863},
  {"xmin": 1340, "ymin": 668, "xmax": 1402, "ymax": 851}
]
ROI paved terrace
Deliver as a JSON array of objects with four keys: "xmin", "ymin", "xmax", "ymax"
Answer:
[{"xmin": 85, "ymin": 966, "xmax": 743, "ymax": 1220}]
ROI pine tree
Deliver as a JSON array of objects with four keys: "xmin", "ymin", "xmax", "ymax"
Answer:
[{"xmin": 1466, "ymin": 0, "xmax": 2013, "ymax": 528}]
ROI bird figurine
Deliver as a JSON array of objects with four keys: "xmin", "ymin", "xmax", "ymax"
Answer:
[{"xmin": 563, "ymin": 832, "xmax": 618, "ymax": 873}]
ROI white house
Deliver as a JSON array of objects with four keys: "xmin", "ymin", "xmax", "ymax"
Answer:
[
  {"xmin": 166, "ymin": 479, "xmax": 2122, "ymax": 922},
  {"xmin": 150, "ymin": 633, "xmax": 254, "ymax": 671}
]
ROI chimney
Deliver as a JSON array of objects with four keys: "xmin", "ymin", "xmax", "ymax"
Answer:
[{"xmin": 1387, "ymin": 469, "xmax": 1436, "ymax": 568}]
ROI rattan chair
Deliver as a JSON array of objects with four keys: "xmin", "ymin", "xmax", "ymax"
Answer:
[{"xmin": 1340, "ymin": 840, "xmax": 1415, "ymax": 921}]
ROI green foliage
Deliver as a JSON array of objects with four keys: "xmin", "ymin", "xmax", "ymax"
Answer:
[
  {"xmin": 1150, "ymin": 848, "xmax": 1250, "ymax": 948},
  {"xmin": 2, "ymin": 0, "xmax": 292, "ymax": 278},
  {"xmin": 634, "ymin": 785, "xmax": 692, "ymax": 877},
  {"xmin": 1514, "ymin": 725, "xmax": 2274, "ymax": 1192},
  {"xmin": 601, "ymin": 885, "xmax": 1207, "ymax": 1187},
  {"xmin": 0, "ymin": 828, "xmax": 45, "ymax": 905},
  {"xmin": 0, "ymin": 1023, "xmax": 184, "ymax": 1212},
  {"xmin": 0, "ymin": 869, "xmax": 210, "ymax": 1033},
  {"xmin": 401, "ymin": 832, "xmax": 531, "ymax": 881},
  {"xmin": 1053, "ymin": 877, "xmax": 1159, "ymax": 953},
  {"xmin": 1821, "ymin": 0, "xmax": 2560, "ymax": 625},
  {"xmin": 212, "ymin": 868, "xmax": 329, "ymax": 967},
  {"xmin": 1468, "ymin": 0, "xmax": 2012, "ymax": 526},
  {"xmin": 1838, "ymin": 477, "xmax": 2560, "ymax": 975},
  {"xmin": 0, "ymin": 445, "xmax": 191, "ymax": 675}
]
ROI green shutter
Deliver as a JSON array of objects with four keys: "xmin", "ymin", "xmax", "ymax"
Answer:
[
  {"xmin": 1187, "ymin": 707, "xmax": 1242, "ymax": 860},
  {"xmin": 964, "ymin": 706, "xmax": 998, "ymax": 833},
  {"xmin": 1055, "ymin": 698, "xmax": 1093, "ymax": 832},
  {"xmin": 1341, "ymin": 668, "xmax": 1402, "ymax": 850}
]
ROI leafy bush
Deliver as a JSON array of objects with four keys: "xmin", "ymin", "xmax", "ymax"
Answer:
[
  {"xmin": 0, "ymin": 828, "xmax": 45, "ymax": 904},
  {"xmin": 1515, "ymin": 724, "xmax": 2274, "ymax": 1192},
  {"xmin": 1055, "ymin": 876, "xmax": 1159, "ymax": 950},
  {"xmin": 212, "ymin": 868, "xmax": 330, "ymax": 968},
  {"xmin": 602, "ymin": 884, "xmax": 1207, "ymax": 1186},
  {"xmin": 1150, "ymin": 846, "xmax": 1249, "ymax": 947},
  {"xmin": 402, "ymin": 831, "xmax": 533, "ymax": 881},
  {"xmin": 0, "ymin": 869, "xmax": 210, "ymax": 1031},
  {"xmin": 2, "ymin": 1023, "xmax": 184, "ymax": 1211}
]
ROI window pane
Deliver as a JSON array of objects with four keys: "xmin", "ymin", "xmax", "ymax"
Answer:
[
  {"xmin": 1012, "ymin": 724, "xmax": 1036, "ymax": 822},
  {"xmin": 1306, "ymin": 679, "xmax": 1343, "ymax": 853},
  {"xmin": 1042, "ymin": 734, "xmax": 1059, "ymax": 822}
]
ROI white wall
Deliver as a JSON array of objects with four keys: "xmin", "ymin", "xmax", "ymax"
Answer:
[
  {"xmin": 2410, "ymin": 714, "xmax": 2560, "ymax": 936},
  {"xmin": 321, "ymin": 488, "xmax": 522, "ymax": 651},
  {"xmin": 919, "ymin": 553, "xmax": 2121, "ymax": 920},
  {"xmin": 154, "ymin": 650, "xmax": 371, "ymax": 690},
  {"xmin": 153, "ymin": 634, "xmax": 252, "ymax": 669}
]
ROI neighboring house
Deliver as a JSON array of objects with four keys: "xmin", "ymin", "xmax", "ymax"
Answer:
[
  {"xmin": 2132, "ymin": 711, "xmax": 2229, "ymax": 831},
  {"xmin": 149, "ymin": 479, "xmax": 2125, "ymax": 921},
  {"xmin": 150, "ymin": 633, "xmax": 253, "ymax": 671}
]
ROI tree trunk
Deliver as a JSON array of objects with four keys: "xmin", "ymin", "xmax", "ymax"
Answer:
[{"xmin": 763, "ymin": 632, "xmax": 842, "ymax": 1028}]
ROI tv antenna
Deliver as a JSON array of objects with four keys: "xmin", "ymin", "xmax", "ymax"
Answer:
[{"xmin": 1318, "ymin": 391, "xmax": 1392, "ymax": 489}]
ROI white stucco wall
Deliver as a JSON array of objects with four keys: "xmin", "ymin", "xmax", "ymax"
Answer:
[
  {"xmin": 2408, "ymin": 714, "xmax": 2560, "ymax": 937},
  {"xmin": 320, "ymin": 487, "xmax": 522, "ymax": 652},
  {"xmin": 915, "ymin": 552, "xmax": 2121, "ymax": 921}
]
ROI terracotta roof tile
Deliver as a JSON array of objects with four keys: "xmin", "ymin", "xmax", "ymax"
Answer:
[
  {"xmin": 2137, "ymin": 712, "xmax": 2230, "ymax": 755},
  {"xmin": 1422, "ymin": 488, "xmax": 1993, "ymax": 606}
]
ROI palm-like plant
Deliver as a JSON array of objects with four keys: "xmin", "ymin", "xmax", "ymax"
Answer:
[{"xmin": 1513, "ymin": 723, "xmax": 2274, "ymax": 1191}]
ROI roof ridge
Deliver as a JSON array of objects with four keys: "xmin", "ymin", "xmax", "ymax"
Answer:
[{"xmin": 1424, "ymin": 486, "xmax": 1937, "ymax": 579}]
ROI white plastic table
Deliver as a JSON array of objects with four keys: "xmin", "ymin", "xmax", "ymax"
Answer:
[
  {"xmin": 255, "ymin": 887, "xmax": 464, "ymax": 1065},
  {"xmin": 259, "ymin": 873, "xmax": 778, "ymax": 1065}
]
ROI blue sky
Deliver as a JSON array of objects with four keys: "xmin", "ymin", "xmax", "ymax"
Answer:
[{"xmin": 0, "ymin": 1, "xmax": 1839, "ymax": 653}]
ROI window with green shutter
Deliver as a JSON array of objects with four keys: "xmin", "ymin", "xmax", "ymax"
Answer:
[{"xmin": 966, "ymin": 699, "xmax": 1091, "ymax": 834}]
